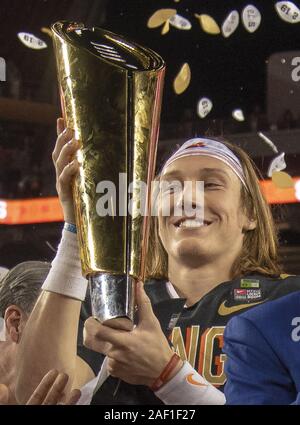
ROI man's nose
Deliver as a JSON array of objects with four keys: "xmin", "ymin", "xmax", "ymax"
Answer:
[{"xmin": 174, "ymin": 180, "xmax": 204, "ymax": 217}]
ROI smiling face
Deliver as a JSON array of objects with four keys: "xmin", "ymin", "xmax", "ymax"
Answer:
[{"xmin": 158, "ymin": 155, "xmax": 255, "ymax": 269}]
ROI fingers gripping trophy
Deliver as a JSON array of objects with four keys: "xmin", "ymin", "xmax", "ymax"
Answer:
[{"xmin": 52, "ymin": 21, "xmax": 165, "ymax": 330}]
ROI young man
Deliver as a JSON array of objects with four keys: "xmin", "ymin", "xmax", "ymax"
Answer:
[
  {"xmin": 223, "ymin": 291, "xmax": 300, "ymax": 404},
  {"xmin": 15, "ymin": 119, "xmax": 300, "ymax": 404}
]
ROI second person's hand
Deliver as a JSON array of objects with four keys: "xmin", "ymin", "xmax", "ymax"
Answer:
[{"xmin": 26, "ymin": 369, "xmax": 81, "ymax": 405}]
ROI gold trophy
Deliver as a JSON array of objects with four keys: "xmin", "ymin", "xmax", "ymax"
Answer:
[{"xmin": 52, "ymin": 21, "xmax": 165, "ymax": 330}]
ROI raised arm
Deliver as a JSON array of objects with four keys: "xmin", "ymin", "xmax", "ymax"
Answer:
[{"xmin": 15, "ymin": 119, "xmax": 93, "ymax": 404}]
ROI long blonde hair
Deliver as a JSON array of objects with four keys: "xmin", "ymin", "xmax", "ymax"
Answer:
[{"xmin": 146, "ymin": 139, "xmax": 282, "ymax": 280}]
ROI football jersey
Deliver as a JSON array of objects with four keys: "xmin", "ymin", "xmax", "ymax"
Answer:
[
  {"xmin": 78, "ymin": 273, "xmax": 300, "ymax": 405},
  {"xmin": 224, "ymin": 291, "xmax": 300, "ymax": 404}
]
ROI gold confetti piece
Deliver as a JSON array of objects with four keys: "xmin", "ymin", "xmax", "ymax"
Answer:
[
  {"xmin": 267, "ymin": 152, "xmax": 286, "ymax": 177},
  {"xmin": 195, "ymin": 14, "xmax": 220, "ymax": 35},
  {"xmin": 147, "ymin": 9, "xmax": 177, "ymax": 29},
  {"xmin": 41, "ymin": 27, "xmax": 53, "ymax": 38},
  {"xmin": 173, "ymin": 63, "xmax": 191, "ymax": 94},
  {"xmin": 275, "ymin": 1, "xmax": 300, "ymax": 23},
  {"xmin": 174, "ymin": 0, "xmax": 181, "ymax": 2},
  {"xmin": 161, "ymin": 20, "xmax": 170, "ymax": 35},
  {"xmin": 272, "ymin": 171, "xmax": 294, "ymax": 188}
]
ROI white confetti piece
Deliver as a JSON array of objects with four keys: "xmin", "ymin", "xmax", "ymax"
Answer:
[
  {"xmin": 17, "ymin": 32, "xmax": 47, "ymax": 49},
  {"xmin": 242, "ymin": 5, "xmax": 261, "ymax": 33},
  {"xmin": 258, "ymin": 132, "xmax": 279, "ymax": 153},
  {"xmin": 169, "ymin": 14, "xmax": 192, "ymax": 30},
  {"xmin": 275, "ymin": 1, "xmax": 300, "ymax": 23},
  {"xmin": 222, "ymin": 10, "xmax": 240, "ymax": 38},
  {"xmin": 197, "ymin": 97, "xmax": 213, "ymax": 118},
  {"xmin": 267, "ymin": 152, "xmax": 287, "ymax": 177},
  {"xmin": 232, "ymin": 109, "xmax": 245, "ymax": 121}
]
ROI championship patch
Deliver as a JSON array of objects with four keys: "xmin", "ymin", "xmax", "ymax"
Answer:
[
  {"xmin": 240, "ymin": 278, "xmax": 260, "ymax": 288},
  {"xmin": 234, "ymin": 289, "xmax": 247, "ymax": 301},
  {"xmin": 246, "ymin": 289, "xmax": 262, "ymax": 300},
  {"xmin": 234, "ymin": 288, "xmax": 262, "ymax": 301}
]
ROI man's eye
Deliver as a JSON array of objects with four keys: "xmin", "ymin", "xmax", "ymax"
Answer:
[{"xmin": 205, "ymin": 182, "xmax": 221, "ymax": 188}]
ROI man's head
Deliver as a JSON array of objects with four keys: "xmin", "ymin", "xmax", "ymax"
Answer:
[
  {"xmin": 0, "ymin": 261, "xmax": 51, "ymax": 344},
  {"xmin": 147, "ymin": 138, "xmax": 281, "ymax": 279}
]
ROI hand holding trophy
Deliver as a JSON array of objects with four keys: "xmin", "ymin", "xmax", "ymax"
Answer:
[{"xmin": 52, "ymin": 21, "xmax": 165, "ymax": 331}]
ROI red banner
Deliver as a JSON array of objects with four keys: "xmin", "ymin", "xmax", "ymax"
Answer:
[{"xmin": 0, "ymin": 197, "xmax": 63, "ymax": 225}]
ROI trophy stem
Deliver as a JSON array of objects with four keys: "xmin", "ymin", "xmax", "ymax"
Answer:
[{"xmin": 89, "ymin": 273, "xmax": 136, "ymax": 331}]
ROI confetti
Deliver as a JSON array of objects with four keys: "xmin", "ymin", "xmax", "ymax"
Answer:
[
  {"xmin": 232, "ymin": 109, "xmax": 245, "ymax": 121},
  {"xmin": 169, "ymin": 14, "xmax": 192, "ymax": 30},
  {"xmin": 45, "ymin": 241, "xmax": 57, "ymax": 254},
  {"xmin": 195, "ymin": 14, "xmax": 221, "ymax": 35},
  {"xmin": 173, "ymin": 63, "xmax": 191, "ymax": 94},
  {"xmin": 267, "ymin": 152, "xmax": 287, "ymax": 177},
  {"xmin": 41, "ymin": 27, "xmax": 53, "ymax": 38},
  {"xmin": 242, "ymin": 5, "xmax": 261, "ymax": 33},
  {"xmin": 17, "ymin": 32, "xmax": 47, "ymax": 49},
  {"xmin": 147, "ymin": 9, "xmax": 177, "ymax": 29},
  {"xmin": 272, "ymin": 171, "xmax": 294, "ymax": 188},
  {"xmin": 161, "ymin": 20, "xmax": 170, "ymax": 35},
  {"xmin": 258, "ymin": 132, "xmax": 279, "ymax": 153},
  {"xmin": 222, "ymin": 10, "xmax": 240, "ymax": 38},
  {"xmin": 275, "ymin": 1, "xmax": 300, "ymax": 23},
  {"xmin": 197, "ymin": 97, "xmax": 213, "ymax": 118}
]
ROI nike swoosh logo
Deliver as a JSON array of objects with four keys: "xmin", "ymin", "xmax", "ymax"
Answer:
[
  {"xmin": 218, "ymin": 300, "xmax": 265, "ymax": 316},
  {"xmin": 186, "ymin": 373, "xmax": 208, "ymax": 387}
]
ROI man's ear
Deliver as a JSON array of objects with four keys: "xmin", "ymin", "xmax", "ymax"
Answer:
[
  {"xmin": 4, "ymin": 305, "xmax": 24, "ymax": 344},
  {"xmin": 244, "ymin": 217, "xmax": 257, "ymax": 232}
]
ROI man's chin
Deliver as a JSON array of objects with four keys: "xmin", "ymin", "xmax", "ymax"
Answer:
[{"xmin": 175, "ymin": 240, "xmax": 211, "ymax": 267}]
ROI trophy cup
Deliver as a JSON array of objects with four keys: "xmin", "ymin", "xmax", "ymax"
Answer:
[{"xmin": 52, "ymin": 21, "xmax": 165, "ymax": 331}]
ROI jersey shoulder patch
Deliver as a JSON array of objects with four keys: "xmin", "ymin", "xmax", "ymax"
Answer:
[{"xmin": 263, "ymin": 274, "xmax": 300, "ymax": 300}]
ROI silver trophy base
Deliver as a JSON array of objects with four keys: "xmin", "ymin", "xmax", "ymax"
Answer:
[{"xmin": 89, "ymin": 273, "xmax": 135, "ymax": 331}]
